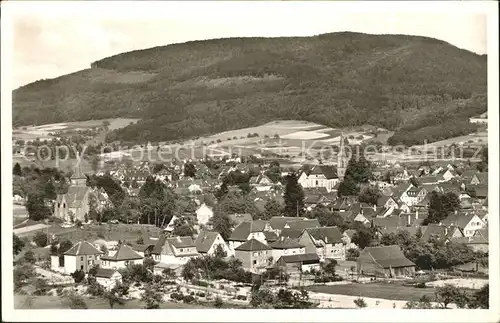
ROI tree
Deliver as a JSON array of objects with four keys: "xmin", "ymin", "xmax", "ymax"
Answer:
[
  {"xmin": 337, "ymin": 177, "xmax": 360, "ymax": 197},
  {"xmin": 469, "ymin": 284, "xmax": 488, "ymax": 309},
  {"xmin": 14, "ymin": 263, "xmax": 36, "ymax": 290},
  {"xmin": 61, "ymin": 290, "xmax": 88, "ymax": 309},
  {"xmin": 13, "ymin": 234, "xmax": 25, "ymax": 255},
  {"xmin": 211, "ymin": 212, "xmax": 233, "ymax": 241},
  {"xmin": 345, "ymin": 154, "xmax": 373, "ymax": 184},
  {"xmin": 104, "ymin": 290, "xmax": 125, "ymax": 309},
  {"xmin": 382, "ymin": 171, "xmax": 392, "ymax": 183},
  {"xmin": 346, "ymin": 248, "xmax": 360, "ymax": 261},
  {"xmin": 262, "ymin": 200, "xmax": 283, "ymax": 220},
  {"xmin": 214, "ymin": 296, "xmax": 224, "ymax": 308},
  {"xmin": 142, "ymin": 283, "xmax": 163, "ymax": 309},
  {"xmin": 321, "ymin": 259, "xmax": 338, "ymax": 277},
  {"xmin": 435, "ymin": 284, "xmax": 462, "ymax": 309},
  {"xmin": 351, "ymin": 226, "xmax": 375, "ymax": 249},
  {"xmin": 283, "ymin": 172, "xmax": 305, "ymax": 216},
  {"xmin": 23, "ymin": 250, "xmax": 36, "ymax": 264},
  {"xmin": 71, "ymin": 269, "xmax": 86, "ymax": 283},
  {"xmin": 409, "ymin": 177, "xmax": 420, "ymax": 187},
  {"xmin": 358, "ymin": 186, "xmax": 381, "ymax": 205},
  {"xmin": 102, "ymin": 120, "xmax": 111, "ymax": 131},
  {"xmin": 26, "ymin": 193, "xmax": 51, "ymax": 221},
  {"xmin": 33, "ymin": 231, "xmax": 48, "ymax": 247},
  {"xmin": 184, "ymin": 162, "xmax": 197, "ymax": 178},
  {"xmin": 13, "ymin": 162, "xmax": 23, "ymax": 176},
  {"xmin": 425, "ymin": 191, "xmax": 460, "ymax": 224},
  {"xmin": 172, "ymin": 222, "xmax": 194, "ymax": 237},
  {"xmin": 214, "ymin": 244, "xmax": 228, "ymax": 259}
]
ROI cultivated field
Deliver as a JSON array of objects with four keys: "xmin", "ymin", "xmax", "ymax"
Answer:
[
  {"xmin": 12, "ymin": 118, "xmax": 139, "ymax": 142},
  {"xmin": 306, "ymin": 282, "xmax": 437, "ymax": 302}
]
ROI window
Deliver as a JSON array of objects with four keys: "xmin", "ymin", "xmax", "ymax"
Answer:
[
  {"xmin": 88, "ymin": 260, "xmax": 93, "ymax": 266},
  {"xmin": 80, "ymin": 265, "xmax": 84, "ymax": 270},
  {"xmin": 179, "ymin": 248, "xmax": 184, "ymax": 252},
  {"xmin": 253, "ymin": 260, "xmax": 257, "ymax": 265},
  {"xmin": 125, "ymin": 261, "xmax": 130, "ymax": 266},
  {"xmin": 80, "ymin": 257, "xmax": 84, "ymax": 261},
  {"xmin": 316, "ymin": 180, "xmax": 319, "ymax": 186}
]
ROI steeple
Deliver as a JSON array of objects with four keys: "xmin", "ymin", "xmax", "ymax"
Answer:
[
  {"xmin": 71, "ymin": 163, "xmax": 87, "ymax": 186},
  {"xmin": 337, "ymin": 131, "xmax": 347, "ymax": 181}
]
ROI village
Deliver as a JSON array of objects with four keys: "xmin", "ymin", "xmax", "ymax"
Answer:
[{"xmin": 12, "ymin": 129, "xmax": 490, "ymax": 310}]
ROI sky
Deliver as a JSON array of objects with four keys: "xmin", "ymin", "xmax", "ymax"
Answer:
[{"xmin": 7, "ymin": 1, "xmax": 490, "ymax": 89}]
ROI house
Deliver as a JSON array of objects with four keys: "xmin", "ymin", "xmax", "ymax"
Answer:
[
  {"xmin": 298, "ymin": 165, "xmax": 339, "ymax": 192},
  {"xmin": 228, "ymin": 221, "xmax": 267, "ymax": 251},
  {"xmin": 196, "ymin": 203, "xmax": 214, "ymax": 226},
  {"xmin": 298, "ymin": 226, "xmax": 346, "ymax": 261},
  {"xmin": 470, "ymin": 172, "xmax": 488, "ymax": 185},
  {"xmin": 152, "ymin": 236, "xmax": 199, "ymax": 265},
  {"xmin": 267, "ymin": 216, "xmax": 317, "ymax": 236},
  {"xmin": 399, "ymin": 187, "xmax": 427, "ymax": 207},
  {"xmin": 276, "ymin": 253, "xmax": 321, "ymax": 274},
  {"xmin": 468, "ymin": 185, "xmax": 488, "ymax": 200},
  {"xmin": 94, "ymin": 268, "xmax": 122, "ymax": 290},
  {"xmin": 100, "ymin": 243, "xmax": 143, "ymax": 270},
  {"xmin": 343, "ymin": 229, "xmax": 358, "ymax": 250},
  {"xmin": 441, "ymin": 212, "xmax": 485, "ymax": 237},
  {"xmin": 469, "ymin": 112, "xmax": 488, "ymax": 124},
  {"xmin": 228, "ymin": 213, "xmax": 253, "ymax": 228},
  {"xmin": 195, "ymin": 231, "xmax": 231, "ymax": 257},
  {"xmin": 54, "ymin": 186, "xmax": 92, "ymax": 223},
  {"xmin": 249, "ymin": 174, "xmax": 273, "ymax": 191},
  {"xmin": 269, "ymin": 238, "xmax": 306, "ymax": 263},
  {"xmin": 420, "ymin": 224, "xmax": 463, "ymax": 242},
  {"xmin": 63, "ymin": 241, "xmax": 103, "ymax": 274},
  {"xmin": 234, "ymin": 239, "xmax": 272, "ymax": 273},
  {"xmin": 376, "ymin": 196, "xmax": 400, "ymax": 210},
  {"xmin": 357, "ymin": 245, "xmax": 416, "ymax": 278}
]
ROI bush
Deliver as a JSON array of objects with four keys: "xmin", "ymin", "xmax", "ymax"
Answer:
[
  {"xmin": 183, "ymin": 295, "xmax": 196, "ymax": 303},
  {"xmin": 87, "ymin": 281, "xmax": 105, "ymax": 296},
  {"xmin": 71, "ymin": 269, "xmax": 86, "ymax": 283},
  {"xmin": 56, "ymin": 287, "xmax": 64, "ymax": 296},
  {"xmin": 33, "ymin": 231, "xmax": 48, "ymax": 247},
  {"xmin": 416, "ymin": 282, "xmax": 427, "ymax": 288},
  {"xmin": 170, "ymin": 292, "xmax": 184, "ymax": 301},
  {"xmin": 196, "ymin": 292, "xmax": 206, "ymax": 297},
  {"xmin": 236, "ymin": 295, "xmax": 247, "ymax": 301},
  {"xmin": 214, "ymin": 296, "xmax": 224, "ymax": 308}
]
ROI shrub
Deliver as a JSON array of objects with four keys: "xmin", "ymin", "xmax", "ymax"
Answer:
[
  {"xmin": 87, "ymin": 282, "xmax": 105, "ymax": 296},
  {"xmin": 236, "ymin": 295, "xmax": 247, "ymax": 301},
  {"xmin": 214, "ymin": 296, "xmax": 224, "ymax": 308},
  {"xmin": 183, "ymin": 295, "xmax": 196, "ymax": 303},
  {"xmin": 196, "ymin": 292, "xmax": 206, "ymax": 297},
  {"xmin": 71, "ymin": 269, "xmax": 86, "ymax": 283},
  {"xmin": 416, "ymin": 282, "xmax": 427, "ymax": 288}
]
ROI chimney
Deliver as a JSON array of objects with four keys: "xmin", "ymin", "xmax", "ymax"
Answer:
[
  {"xmin": 177, "ymin": 236, "xmax": 182, "ymax": 242},
  {"xmin": 373, "ymin": 204, "xmax": 376, "ymax": 211},
  {"xmin": 415, "ymin": 210, "xmax": 419, "ymax": 219},
  {"xmin": 407, "ymin": 213, "xmax": 411, "ymax": 226},
  {"xmin": 444, "ymin": 227, "xmax": 448, "ymax": 236}
]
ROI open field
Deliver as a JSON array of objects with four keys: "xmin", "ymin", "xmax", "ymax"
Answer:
[
  {"xmin": 12, "ymin": 118, "xmax": 139, "ymax": 142},
  {"xmin": 14, "ymin": 295, "xmax": 207, "ymax": 309},
  {"xmin": 305, "ymin": 282, "xmax": 437, "ymax": 302},
  {"xmin": 48, "ymin": 223, "xmax": 162, "ymax": 243}
]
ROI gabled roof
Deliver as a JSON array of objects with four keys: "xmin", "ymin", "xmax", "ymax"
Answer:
[
  {"xmin": 263, "ymin": 231, "xmax": 278, "ymax": 242},
  {"xmin": 269, "ymin": 238, "xmax": 304, "ymax": 249},
  {"xmin": 195, "ymin": 231, "xmax": 220, "ymax": 253},
  {"xmin": 228, "ymin": 213, "xmax": 253, "ymax": 227},
  {"xmin": 362, "ymin": 245, "xmax": 415, "ymax": 268},
  {"xmin": 473, "ymin": 172, "xmax": 488, "ymax": 184},
  {"xmin": 101, "ymin": 243, "xmax": 143, "ymax": 261},
  {"xmin": 235, "ymin": 239, "xmax": 271, "ymax": 252},
  {"xmin": 306, "ymin": 226, "xmax": 343, "ymax": 244},
  {"xmin": 285, "ymin": 219, "xmax": 320, "ymax": 231},
  {"xmin": 268, "ymin": 216, "xmax": 306, "ymax": 230},
  {"xmin": 65, "ymin": 241, "xmax": 103, "ymax": 256},
  {"xmin": 167, "ymin": 236, "xmax": 196, "ymax": 249},
  {"xmin": 309, "ymin": 165, "xmax": 338, "ymax": 179},
  {"xmin": 229, "ymin": 222, "xmax": 264, "ymax": 242},
  {"xmin": 441, "ymin": 213, "xmax": 478, "ymax": 230},
  {"xmin": 95, "ymin": 268, "xmax": 120, "ymax": 279},
  {"xmin": 280, "ymin": 228, "xmax": 304, "ymax": 240},
  {"xmin": 58, "ymin": 186, "xmax": 91, "ymax": 208},
  {"xmin": 278, "ymin": 253, "xmax": 320, "ymax": 264}
]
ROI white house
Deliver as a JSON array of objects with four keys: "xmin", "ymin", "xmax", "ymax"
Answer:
[
  {"xmin": 249, "ymin": 174, "xmax": 273, "ymax": 192},
  {"xmin": 152, "ymin": 236, "xmax": 199, "ymax": 265},
  {"xmin": 94, "ymin": 268, "xmax": 122, "ymax": 290},
  {"xmin": 441, "ymin": 213, "xmax": 486, "ymax": 238},
  {"xmin": 228, "ymin": 221, "xmax": 268, "ymax": 251},
  {"xmin": 269, "ymin": 238, "xmax": 306, "ymax": 264},
  {"xmin": 63, "ymin": 241, "xmax": 103, "ymax": 274},
  {"xmin": 100, "ymin": 243, "xmax": 143, "ymax": 270},
  {"xmin": 298, "ymin": 165, "xmax": 339, "ymax": 193},
  {"xmin": 195, "ymin": 231, "xmax": 231, "ymax": 257},
  {"xmin": 399, "ymin": 187, "xmax": 427, "ymax": 207},
  {"xmin": 196, "ymin": 203, "xmax": 214, "ymax": 226}
]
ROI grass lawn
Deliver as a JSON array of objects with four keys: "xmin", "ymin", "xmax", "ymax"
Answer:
[
  {"xmin": 15, "ymin": 295, "xmax": 208, "ymax": 309},
  {"xmin": 305, "ymin": 282, "xmax": 437, "ymax": 302}
]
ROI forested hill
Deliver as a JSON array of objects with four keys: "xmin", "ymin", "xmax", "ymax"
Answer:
[{"xmin": 13, "ymin": 32, "xmax": 487, "ymax": 145}]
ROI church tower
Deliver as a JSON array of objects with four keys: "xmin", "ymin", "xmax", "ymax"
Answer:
[
  {"xmin": 337, "ymin": 132, "xmax": 347, "ymax": 180},
  {"xmin": 71, "ymin": 163, "xmax": 87, "ymax": 186}
]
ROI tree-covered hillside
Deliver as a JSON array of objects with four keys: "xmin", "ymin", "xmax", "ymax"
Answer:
[{"xmin": 12, "ymin": 32, "xmax": 487, "ymax": 145}]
